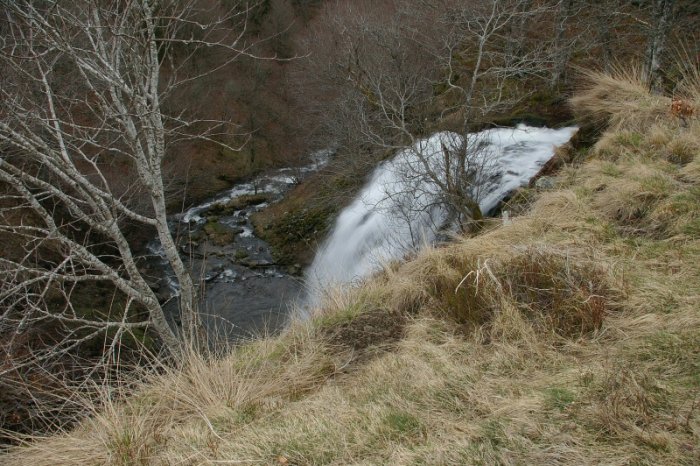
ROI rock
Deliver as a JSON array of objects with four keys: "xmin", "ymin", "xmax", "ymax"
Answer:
[
  {"xmin": 535, "ymin": 176, "xmax": 556, "ymax": 190},
  {"xmin": 242, "ymin": 258, "xmax": 274, "ymax": 268},
  {"xmin": 204, "ymin": 272, "xmax": 219, "ymax": 282}
]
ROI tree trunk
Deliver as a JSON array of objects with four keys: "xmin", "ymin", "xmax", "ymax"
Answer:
[
  {"xmin": 645, "ymin": 0, "xmax": 676, "ymax": 94},
  {"xmin": 550, "ymin": 0, "xmax": 574, "ymax": 90}
]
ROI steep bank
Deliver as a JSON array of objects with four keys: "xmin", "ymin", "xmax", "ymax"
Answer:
[
  {"xmin": 4, "ymin": 70, "xmax": 699, "ymax": 465},
  {"xmin": 304, "ymin": 125, "xmax": 578, "ymax": 308}
]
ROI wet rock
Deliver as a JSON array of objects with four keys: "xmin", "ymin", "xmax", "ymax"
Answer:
[
  {"xmin": 535, "ymin": 176, "xmax": 556, "ymax": 190},
  {"xmin": 221, "ymin": 193, "xmax": 272, "ymax": 212},
  {"xmin": 204, "ymin": 271, "xmax": 220, "ymax": 282},
  {"xmin": 241, "ymin": 258, "xmax": 274, "ymax": 268}
]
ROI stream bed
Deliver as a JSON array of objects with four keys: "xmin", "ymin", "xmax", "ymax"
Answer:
[{"xmin": 145, "ymin": 150, "xmax": 331, "ymax": 340}]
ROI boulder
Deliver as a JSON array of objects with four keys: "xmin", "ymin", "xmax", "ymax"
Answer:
[{"xmin": 535, "ymin": 176, "xmax": 556, "ymax": 190}]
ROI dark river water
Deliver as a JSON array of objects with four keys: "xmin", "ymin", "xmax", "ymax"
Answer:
[{"xmin": 146, "ymin": 150, "xmax": 331, "ymax": 341}]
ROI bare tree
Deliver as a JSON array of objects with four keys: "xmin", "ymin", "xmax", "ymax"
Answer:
[
  {"xmin": 0, "ymin": 0, "xmax": 255, "ymax": 364},
  {"xmin": 299, "ymin": 0, "xmax": 558, "ymax": 231},
  {"xmin": 549, "ymin": 0, "xmax": 576, "ymax": 89}
]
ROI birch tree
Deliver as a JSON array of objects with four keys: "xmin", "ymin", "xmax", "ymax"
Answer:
[{"xmin": 0, "ymin": 0, "xmax": 254, "ymax": 363}]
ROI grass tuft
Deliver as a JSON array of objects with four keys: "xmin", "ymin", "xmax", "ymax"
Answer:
[{"xmin": 570, "ymin": 66, "xmax": 670, "ymax": 130}]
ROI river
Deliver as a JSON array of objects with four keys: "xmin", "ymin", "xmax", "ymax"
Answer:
[{"xmin": 148, "ymin": 124, "xmax": 577, "ymax": 339}]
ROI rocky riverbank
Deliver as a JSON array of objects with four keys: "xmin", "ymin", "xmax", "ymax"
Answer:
[{"xmin": 145, "ymin": 152, "xmax": 332, "ymax": 340}]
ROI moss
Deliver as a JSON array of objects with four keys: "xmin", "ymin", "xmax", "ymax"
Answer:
[
  {"xmin": 250, "ymin": 157, "xmax": 376, "ymax": 267},
  {"xmin": 258, "ymin": 204, "xmax": 335, "ymax": 265},
  {"xmin": 234, "ymin": 249, "xmax": 249, "ymax": 261},
  {"xmin": 203, "ymin": 220, "xmax": 236, "ymax": 246}
]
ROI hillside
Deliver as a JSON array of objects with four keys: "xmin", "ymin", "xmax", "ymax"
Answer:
[{"xmin": 3, "ymin": 68, "xmax": 698, "ymax": 465}]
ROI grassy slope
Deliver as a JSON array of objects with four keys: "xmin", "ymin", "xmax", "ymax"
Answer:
[{"xmin": 4, "ymin": 71, "xmax": 700, "ymax": 465}]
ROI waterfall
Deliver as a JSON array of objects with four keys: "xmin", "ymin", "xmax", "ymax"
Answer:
[{"xmin": 304, "ymin": 124, "xmax": 578, "ymax": 308}]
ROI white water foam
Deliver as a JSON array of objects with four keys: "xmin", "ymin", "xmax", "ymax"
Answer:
[
  {"xmin": 304, "ymin": 124, "xmax": 577, "ymax": 308},
  {"xmin": 180, "ymin": 147, "xmax": 333, "ymax": 224}
]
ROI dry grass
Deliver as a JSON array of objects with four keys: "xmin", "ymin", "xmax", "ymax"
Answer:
[
  {"xmin": 570, "ymin": 66, "xmax": 671, "ymax": 130},
  {"xmin": 3, "ymin": 67, "xmax": 700, "ymax": 464}
]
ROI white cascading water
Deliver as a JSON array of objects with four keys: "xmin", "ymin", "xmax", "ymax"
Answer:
[{"xmin": 304, "ymin": 124, "xmax": 578, "ymax": 308}]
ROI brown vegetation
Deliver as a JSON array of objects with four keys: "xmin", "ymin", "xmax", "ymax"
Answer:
[
  {"xmin": 2, "ymin": 0, "xmax": 699, "ymax": 452},
  {"xmin": 3, "ymin": 65, "xmax": 699, "ymax": 464}
]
